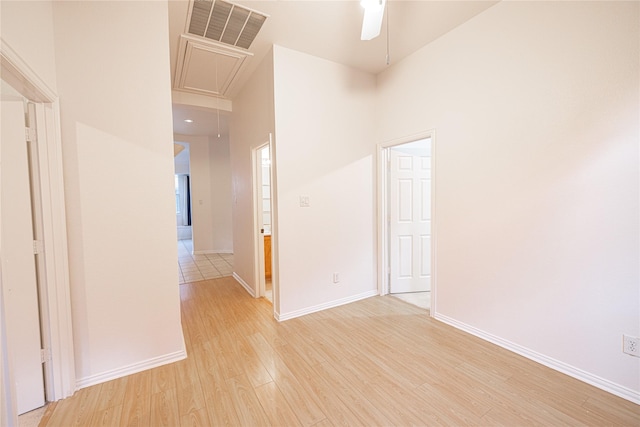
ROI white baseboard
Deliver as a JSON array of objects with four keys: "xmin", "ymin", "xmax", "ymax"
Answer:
[
  {"xmin": 76, "ymin": 348, "xmax": 187, "ymax": 390},
  {"xmin": 232, "ymin": 273, "xmax": 255, "ymax": 297},
  {"xmin": 434, "ymin": 313, "xmax": 640, "ymax": 405},
  {"xmin": 192, "ymin": 249, "xmax": 233, "ymax": 255},
  {"xmin": 276, "ymin": 290, "xmax": 378, "ymax": 322}
]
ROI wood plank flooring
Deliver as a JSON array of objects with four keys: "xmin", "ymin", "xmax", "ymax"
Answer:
[{"xmin": 42, "ymin": 277, "xmax": 639, "ymax": 426}]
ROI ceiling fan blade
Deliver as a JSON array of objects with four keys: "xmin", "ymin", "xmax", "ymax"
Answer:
[{"xmin": 361, "ymin": 0, "xmax": 386, "ymax": 41}]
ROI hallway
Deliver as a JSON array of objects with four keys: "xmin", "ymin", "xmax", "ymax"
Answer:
[{"xmin": 177, "ymin": 239, "xmax": 233, "ymax": 284}]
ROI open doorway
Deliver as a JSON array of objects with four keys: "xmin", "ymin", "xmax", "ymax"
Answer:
[
  {"xmin": 174, "ymin": 142, "xmax": 193, "ymax": 281},
  {"xmin": 1, "ymin": 53, "xmax": 75, "ymax": 422},
  {"xmin": 174, "ymin": 142, "xmax": 191, "ymax": 241},
  {"xmin": 1, "ymin": 78, "xmax": 46, "ymax": 416},
  {"xmin": 378, "ymin": 133, "xmax": 434, "ymax": 312},
  {"xmin": 0, "ymin": 43, "xmax": 75, "ymax": 425},
  {"xmin": 175, "ymin": 173, "xmax": 192, "ymax": 240},
  {"xmin": 254, "ymin": 141, "xmax": 273, "ymax": 303}
]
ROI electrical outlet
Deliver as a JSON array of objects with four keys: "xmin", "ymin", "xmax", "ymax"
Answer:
[
  {"xmin": 299, "ymin": 196, "xmax": 310, "ymax": 207},
  {"xmin": 623, "ymin": 335, "xmax": 639, "ymax": 357}
]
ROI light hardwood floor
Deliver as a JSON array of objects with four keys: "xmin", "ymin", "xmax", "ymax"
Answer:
[{"xmin": 42, "ymin": 277, "xmax": 639, "ymax": 426}]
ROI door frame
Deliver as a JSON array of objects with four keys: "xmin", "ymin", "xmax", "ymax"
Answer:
[
  {"xmin": 251, "ymin": 134, "xmax": 277, "ymax": 315},
  {"xmin": 377, "ymin": 130, "xmax": 436, "ymax": 314},
  {"xmin": 1, "ymin": 39, "xmax": 76, "ymax": 412},
  {"xmin": 252, "ymin": 141, "xmax": 269, "ymax": 299}
]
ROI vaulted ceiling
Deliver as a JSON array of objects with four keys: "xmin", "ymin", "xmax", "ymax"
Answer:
[{"xmin": 169, "ymin": 0, "xmax": 498, "ymax": 137}]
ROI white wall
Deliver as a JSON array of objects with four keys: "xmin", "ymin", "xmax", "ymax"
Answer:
[
  {"xmin": 183, "ymin": 135, "xmax": 214, "ymax": 252},
  {"xmin": 175, "ymin": 134, "xmax": 233, "ymax": 253},
  {"xmin": 0, "ymin": 0, "xmax": 58, "ymax": 93},
  {"xmin": 230, "ymin": 49, "xmax": 275, "ymax": 300},
  {"xmin": 376, "ymin": 1, "xmax": 639, "ymax": 397},
  {"xmin": 272, "ymin": 46, "xmax": 377, "ymax": 319},
  {"xmin": 52, "ymin": 1, "xmax": 185, "ymax": 385},
  {"xmin": 209, "ymin": 136, "xmax": 233, "ymax": 252},
  {"xmin": 174, "ymin": 145, "xmax": 190, "ymax": 175}
]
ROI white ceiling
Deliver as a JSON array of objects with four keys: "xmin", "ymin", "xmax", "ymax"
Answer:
[{"xmin": 169, "ymin": 0, "xmax": 499, "ymax": 137}]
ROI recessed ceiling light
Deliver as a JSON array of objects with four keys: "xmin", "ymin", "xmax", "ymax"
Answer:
[{"xmin": 184, "ymin": 119, "xmax": 193, "ymax": 123}]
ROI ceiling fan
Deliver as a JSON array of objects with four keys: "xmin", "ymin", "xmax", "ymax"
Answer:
[{"xmin": 360, "ymin": 0, "xmax": 387, "ymax": 41}]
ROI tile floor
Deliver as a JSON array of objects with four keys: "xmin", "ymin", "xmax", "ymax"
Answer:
[
  {"xmin": 18, "ymin": 405, "xmax": 46, "ymax": 427},
  {"xmin": 265, "ymin": 279, "xmax": 272, "ymax": 302},
  {"xmin": 177, "ymin": 239, "xmax": 234, "ymax": 284},
  {"xmin": 391, "ymin": 291, "xmax": 431, "ymax": 310}
]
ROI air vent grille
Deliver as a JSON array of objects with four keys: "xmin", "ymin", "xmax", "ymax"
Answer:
[{"xmin": 187, "ymin": 0, "xmax": 267, "ymax": 50}]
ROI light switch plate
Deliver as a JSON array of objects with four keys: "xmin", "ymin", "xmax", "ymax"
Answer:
[{"xmin": 299, "ymin": 195, "xmax": 310, "ymax": 207}]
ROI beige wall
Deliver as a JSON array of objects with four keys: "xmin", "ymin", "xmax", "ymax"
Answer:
[
  {"xmin": 377, "ymin": 1, "xmax": 639, "ymax": 395},
  {"xmin": 52, "ymin": 0, "xmax": 185, "ymax": 385}
]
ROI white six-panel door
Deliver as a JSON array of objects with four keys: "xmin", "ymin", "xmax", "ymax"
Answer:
[
  {"xmin": 1, "ymin": 82, "xmax": 46, "ymax": 414},
  {"xmin": 389, "ymin": 139, "xmax": 431, "ymax": 293}
]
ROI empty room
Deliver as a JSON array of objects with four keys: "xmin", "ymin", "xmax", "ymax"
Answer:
[{"xmin": 1, "ymin": 0, "xmax": 638, "ymax": 425}]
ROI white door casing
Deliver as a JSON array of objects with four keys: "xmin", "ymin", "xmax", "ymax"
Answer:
[
  {"xmin": 252, "ymin": 135, "xmax": 278, "ymax": 315},
  {"xmin": 1, "ymin": 85, "xmax": 46, "ymax": 414},
  {"xmin": 253, "ymin": 142, "xmax": 267, "ymax": 298},
  {"xmin": 388, "ymin": 139, "xmax": 431, "ymax": 294},
  {"xmin": 1, "ymin": 40, "xmax": 76, "ymax": 421}
]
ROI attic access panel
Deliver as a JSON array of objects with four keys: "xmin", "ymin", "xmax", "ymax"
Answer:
[
  {"xmin": 174, "ymin": 34, "xmax": 253, "ymax": 98},
  {"xmin": 187, "ymin": 0, "xmax": 268, "ymax": 50}
]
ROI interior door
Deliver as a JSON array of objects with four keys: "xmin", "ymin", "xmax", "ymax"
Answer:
[
  {"xmin": 1, "ymin": 80, "xmax": 46, "ymax": 414},
  {"xmin": 389, "ymin": 139, "xmax": 431, "ymax": 294},
  {"xmin": 260, "ymin": 146, "xmax": 272, "ymax": 281}
]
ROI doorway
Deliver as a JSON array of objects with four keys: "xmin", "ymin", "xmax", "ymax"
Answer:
[
  {"xmin": 174, "ymin": 141, "xmax": 192, "ymax": 241},
  {"xmin": 0, "ymin": 42, "xmax": 75, "ymax": 424},
  {"xmin": 253, "ymin": 141, "xmax": 273, "ymax": 303},
  {"xmin": 378, "ymin": 133, "xmax": 435, "ymax": 312},
  {"xmin": 1, "ymin": 79, "xmax": 46, "ymax": 415},
  {"xmin": 175, "ymin": 174, "xmax": 192, "ymax": 238}
]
